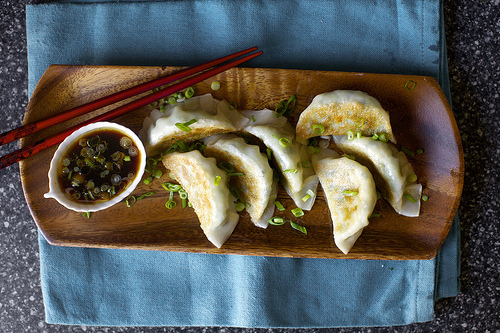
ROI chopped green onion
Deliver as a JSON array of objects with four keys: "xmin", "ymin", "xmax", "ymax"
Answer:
[
  {"xmin": 401, "ymin": 146, "xmax": 415, "ymax": 157},
  {"xmin": 152, "ymin": 169, "xmax": 163, "ymax": 179},
  {"xmin": 407, "ymin": 174, "xmax": 418, "ymax": 183},
  {"xmin": 379, "ymin": 133, "xmax": 388, "ymax": 142},
  {"xmin": 342, "ymin": 154, "xmax": 355, "ymax": 160},
  {"xmin": 266, "ymin": 148, "xmax": 272, "ymax": 160},
  {"xmin": 124, "ymin": 155, "xmax": 131, "ymax": 162},
  {"xmin": 165, "ymin": 200, "xmax": 177, "ymax": 209},
  {"xmin": 342, "ymin": 190, "xmax": 358, "ymax": 196},
  {"xmin": 126, "ymin": 196, "xmax": 136, "ymax": 207},
  {"xmin": 369, "ymin": 213, "xmax": 381, "ymax": 219},
  {"xmin": 283, "ymin": 169, "xmax": 298, "ymax": 174},
  {"xmin": 301, "ymin": 160, "xmax": 312, "ymax": 168},
  {"xmin": 356, "ymin": 131, "xmax": 362, "ymax": 139},
  {"xmin": 162, "ymin": 183, "xmax": 182, "ymax": 192},
  {"xmin": 405, "ymin": 80, "xmax": 416, "ymax": 91},
  {"xmin": 416, "ymin": 149, "xmax": 424, "ymax": 155},
  {"xmin": 290, "ymin": 221, "xmax": 307, "ymax": 235},
  {"xmin": 179, "ymin": 189, "xmax": 188, "ymax": 199},
  {"xmin": 143, "ymin": 176, "xmax": 153, "ymax": 185},
  {"xmin": 229, "ymin": 185, "xmax": 241, "ymax": 200},
  {"xmin": 268, "ymin": 216, "xmax": 286, "ymax": 225},
  {"xmin": 274, "ymin": 201, "xmax": 285, "ymax": 212},
  {"xmin": 422, "ymin": 195, "xmax": 429, "ymax": 201},
  {"xmin": 347, "ymin": 130, "xmax": 354, "ymax": 141},
  {"xmin": 211, "ymin": 81, "xmax": 221, "ymax": 91},
  {"xmin": 228, "ymin": 101, "xmax": 237, "ymax": 110},
  {"xmin": 355, "ymin": 118, "xmax": 365, "ymax": 128},
  {"xmin": 168, "ymin": 96, "xmax": 177, "ymax": 104},
  {"xmin": 291, "ymin": 207, "xmax": 304, "ymax": 217},
  {"xmin": 372, "ymin": 133, "xmax": 379, "ymax": 140},
  {"xmin": 274, "ymin": 95, "xmax": 296, "ymax": 117},
  {"xmin": 278, "ymin": 137, "xmax": 291, "ymax": 147},
  {"xmin": 404, "ymin": 193, "xmax": 417, "ymax": 203},
  {"xmin": 176, "ymin": 141, "xmax": 188, "ymax": 152},
  {"xmin": 227, "ymin": 172, "xmax": 245, "ymax": 177},
  {"xmin": 312, "ymin": 124, "xmax": 325, "ymax": 134},
  {"xmin": 251, "ymin": 115, "xmax": 256, "ymax": 122},
  {"xmin": 137, "ymin": 191, "xmax": 155, "ymax": 200},
  {"xmin": 175, "ymin": 119, "xmax": 197, "ymax": 132},
  {"xmin": 82, "ymin": 212, "xmax": 91, "ymax": 219},
  {"xmin": 184, "ymin": 87, "xmax": 195, "ymax": 99},
  {"xmin": 234, "ymin": 202, "xmax": 245, "ymax": 212},
  {"xmin": 214, "ymin": 175, "xmax": 221, "ymax": 186},
  {"xmin": 302, "ymin": 189, "xmax": 315, "ymax": 202},
  {"xmin": 218, "ymin": 161, "xmax": 235, "ymax": 173}
]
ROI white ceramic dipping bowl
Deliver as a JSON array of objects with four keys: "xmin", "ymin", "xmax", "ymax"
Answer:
[{"xmin": 44, "ymin": 122, "xmax": 146, "ymax": 212}]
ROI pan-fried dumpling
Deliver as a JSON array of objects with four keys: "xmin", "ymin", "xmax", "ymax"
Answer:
[
  {"xmin": 203, "ymin": 134, "xmax": 277, "ymax": 228},
  {"xmin": 333, "ymin": 135, "xmax": 421, "ymax": 217},
  {"xmin": 140, "ymin": 93, "xmax": 247, "ymax": 156},
  {"xmin": 241, "ymin": 109, "xmax": 319, "ymax": 210},
  {"xmin": 296, "ymin": 90, "xmax": 396, "ymax": 143},
  {"xmin": 161, "ymin": 150, "xmax": 239, "ymax": 248},
  {"xmin": 312, "ymin": 148, "xmax": 377, "ymax": 254}
]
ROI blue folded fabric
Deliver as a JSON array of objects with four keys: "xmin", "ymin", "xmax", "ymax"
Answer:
[{"xmin": 26, "ymin": 0, "xmax": 460, "ymax": 327}]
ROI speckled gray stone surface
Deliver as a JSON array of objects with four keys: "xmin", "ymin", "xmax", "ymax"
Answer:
[{"xmin": 1, "ymin": 0, "xmax": 499, "ymax": 332}]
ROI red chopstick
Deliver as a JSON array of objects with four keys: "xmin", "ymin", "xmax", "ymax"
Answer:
[
  {"xmin": 0, "ymin": 48, "xmax": 262, "ymax": 170},
  {"xmin": 0, "ymin": 46, "xmax": 258, "ymax": 147}
]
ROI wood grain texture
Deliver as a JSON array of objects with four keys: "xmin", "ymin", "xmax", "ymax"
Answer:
[{"xmin": 19, "ymin": 65, "xmax": 464, "ymax": 260}]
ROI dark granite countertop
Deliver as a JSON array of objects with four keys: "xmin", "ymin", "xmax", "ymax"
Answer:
[{"xmin": 1, "ymin": 1, "xmax": 499, "ymax": 332}]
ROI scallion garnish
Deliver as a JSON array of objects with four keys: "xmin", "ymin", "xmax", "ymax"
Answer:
[
  {"xmin": 228, "ymin": 101, "xmax": 237, "ymax": 110},
  {"xmin": 211, "ymin": 81, "xmax": 221, "ymax": 91},
  {"xmin": 266, "ymin": 148, "xmax": 272, "ymax": 160},
  {"xmin": 184, "ymin": 87, "xmax": 195, "ymax": 99},
  {"xmin": 229, "ymin": 184, "xmax": 241, "ymax": 200},
  {"xmin": 234, "ymin": 202, "xmax": 245, "ymax": 212},
  {"xmin": 372, "ymin": 133, "xmax": 379, "ymax": 140},
  {"xmin": 283, "ymin": 169, "xmax": 298, "ymax": 174},
  {"xmin": 401, "ymin": 146, "xmax": 415, "ymax": 157},
  {"xmin": 168, "ymin": 96, "xmax": 177, "ymax": 104},
  {"xmin": 165, "ymin": 191, "xmax": 177, "ymax": 209},
  {"xmin": 422, "ymin": 195, "xmax": 429, "ymax": 202},
  {"xmin": 405, "ymin": 80, "xmax": 416, "ymax": 91},
  {"xmin": 342, "ymin": 154, "xmax": 355, "ymax": 160},
  {"xmin": 227, "ymin": 172, "xmax": 245, "ymax": 177},
  {"xmin": 137, "ymin": 191, "xmax": 155, "ymax": 201},
  {"xmin": 416, "ymin": 149, "xmax": 424, "ymax": 155},
  {"xmin": 162, "ymin": 182, "xmax": 182, "ymax": 192},
  {"xmin": 152, "ymin": 169, "xmax": 163, "ymax": 179},
  {"xmin": 355, "ymin": 118, "xmax": 365, "ymax": 128},
  {"xmin": 268, "ymin": 216, "xmax": 286, "ymax": 225},
  {"xmin": 347, "ymin": 130, "xmax": 355, "ymax": 141},
  {"xmin": 301, "ymin": 160, "xmax": 311, "ymax": 168},
  {"xmin": 278, "ymin": 137, "xmax": 291, "ymax": 147},
  {"xmin": 143, "ymin": 176, "xmax": 153, "ymax": 185},
  {"xmin": 356, "ymin": 131, "xmax": 362, "ymax": 139},
  {"xmin": 407, "ymin": 174, "xmax": 418, "ymax": 183},
  {"xmin": 214, "ymin": 175, "xmax": 221, "ymax": 186},
  {"xmin": 274, "ymin": 201, "xmax": 285, "ymax": 212},
  {"xmin": 175, "ymin": 119, "xmax": 198, "ymax": 132},
  {"xmin": 290, "ymin": 221, "xmax": 307, "ymax": 234},
  {"xmin": 126, "ymin": 196, "xmax": 136, "ymax": 207},
  {"xmin": 342, "ymin": 190, "xmax": 358, "ymax": 196},
  {"xmin": 218, "ymin": 161, "xmax": 235, "ymax": 173},
  {"xmin": 379, "ymin": 133, "xmax": 388, "ymax": 142},
  {"xmin": 404, "ymin": 193, "xmax": 417, "ymax": 203},
  {"xmin": 369, "ymin": 213, "xmax": 381, "ymax": 219},
  {"xmin": 312, "ymin": 124, "xmax": 325, "ymax": 135},
  {"xmin": 82, "ymin": 212, "xmax": 91, "ymax": 219},
  {"xmin": 291, "ymin": 207, "xmax": 304, "ymax": 217},
  {"xmin": 274, "ymin": 95, "xmax": 296, "ymax": 117},
  {"xmin": 251, "ymin": 115, "xmax": 256, "ymax": 122}
]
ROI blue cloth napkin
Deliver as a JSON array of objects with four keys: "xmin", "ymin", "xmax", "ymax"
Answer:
[{"xmin": 26, "ymin": 0, "xmax": 460, "ymax": 327}]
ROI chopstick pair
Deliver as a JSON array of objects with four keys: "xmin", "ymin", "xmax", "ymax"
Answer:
[{"xmin": 0, "ymin": 46, "xmax": 262, "ymax": 171}]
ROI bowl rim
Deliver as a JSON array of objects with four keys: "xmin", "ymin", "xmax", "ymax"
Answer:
[{"xmin": 44, "ymin": 121, "xmax": 147, "ymax": 212}]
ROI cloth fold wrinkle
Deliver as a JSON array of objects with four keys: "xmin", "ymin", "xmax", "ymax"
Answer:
[{"xmin": 27, "ymin": 0, "xmax": 459, "ymax": 328}]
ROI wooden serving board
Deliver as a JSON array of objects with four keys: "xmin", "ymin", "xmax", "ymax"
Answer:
[{"xmin": 19, "ymin": 65, "xmax": 464, "ymax": 260}]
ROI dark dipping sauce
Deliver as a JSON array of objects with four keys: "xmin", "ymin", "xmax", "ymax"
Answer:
[{"xmin": 58, "ymin": 128, "xmax": 142, "ymax": 204}]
